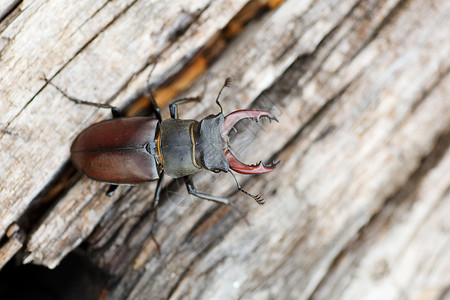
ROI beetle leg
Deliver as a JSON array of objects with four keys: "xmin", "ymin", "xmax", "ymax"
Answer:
[
  {"xmin": 43, "ymin": 75, "xmax": 121, "ymax": 118},
  {"xmin": 148, "ymin": 171, "xmax": 164, "ymax": 253},
  {"xmin": 228, "ymin": 171, "xmax": 264, "ymax": 205},
  {"xmin": 169, "ymin": 97, "xmax": 201, "ymax": 119},
  {"xmin": 146, "ymin": 87, "xmax": 162, "ymax": 122},
  {"xmin": 144, "ymin": 56, "xmax": 162, "ymax": 122},
  {"xmin": 184, "ymin": 176, "xmax": 249, "ymax": 225},
  {"xmin": 151, "ymin": 171, "xmax": 165, "ymax": 222},
  {"xmin": 168, "ymin": 74, "xmax": 214, "ymax": 119}
]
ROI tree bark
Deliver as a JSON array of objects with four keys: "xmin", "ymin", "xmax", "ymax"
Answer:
[{"xmin": 0, "ymin": 0, "xmax": 449, "ymax": 299}]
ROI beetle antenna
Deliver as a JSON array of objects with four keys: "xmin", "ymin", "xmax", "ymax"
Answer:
[
  {"xmin": 229, "ymin": 171, "xmax": 264, "ymax": 205},
  {"xmin": 215, "ymin": 77, "xmax": 232, "ymax": 114}
]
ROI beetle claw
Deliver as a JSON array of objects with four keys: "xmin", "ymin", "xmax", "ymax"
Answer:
[
  {"xmin": 222, "ymin": 109, "xmax": 278, "ymax": 135},
  {"xmin": 222, "ymin": 109, "xmax": 280, "ymax": 175},
  {"xmin": 225, "ymin": 149, "xmax": 280, "ymax": 175}
]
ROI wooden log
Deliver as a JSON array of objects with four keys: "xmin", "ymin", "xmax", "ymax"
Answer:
[{"xmin": 0, "ymin": 0, "xmax": 449, "ymax": 299}]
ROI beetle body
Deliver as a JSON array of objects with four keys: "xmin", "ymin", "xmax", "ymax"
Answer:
[
  {"xmin": 71, "ymin": 106, "xmax": 280, "ymax": 184},
  {"xmin": 45, "ymin": 75, "xmax": 280, "ymax": 209},
  {"xmin": 71, "ymin": 113, "xmax": 234, "ymax": 184}
]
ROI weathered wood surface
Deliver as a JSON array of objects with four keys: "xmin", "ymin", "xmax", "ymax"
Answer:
[{"xmin": 1, "ymin": 0, "xmax": 449, "ymax": 299}]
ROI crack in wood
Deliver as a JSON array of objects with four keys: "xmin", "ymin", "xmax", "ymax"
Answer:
[
  {"xmin": 347, "ymin": 0, "xmax": 409, "ymax": 63},
  {"xmin": 0, "ymin": 0, "xmax": 22, "ymax": 23}
]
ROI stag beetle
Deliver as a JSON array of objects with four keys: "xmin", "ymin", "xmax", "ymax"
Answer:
[{"xmin": 45, "ymin": 74, "xmax": 279, "ymax": 220}]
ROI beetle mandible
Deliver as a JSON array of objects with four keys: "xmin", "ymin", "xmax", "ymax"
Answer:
[{"xmin": 45, "ymin": 73, "xmax": 279, "ymax": 219}]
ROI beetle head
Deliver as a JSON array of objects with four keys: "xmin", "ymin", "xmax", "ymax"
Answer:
[{"xmin": 199, "ymin": 77, "xmax": 281, "ymax": 205}]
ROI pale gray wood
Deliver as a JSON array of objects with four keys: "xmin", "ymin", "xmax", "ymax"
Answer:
[
  {"xmin": 0, "ymin": 0, "xmax": 250, "ymax": 267},
  {"xmin": 311, "ymin": 127, "xmax": 450, "ymax": 300},
  {"xmin": 1, "ymin": 0, "xmax": 449, "ymax": 299},
  {"xmin": 101, "ymin": 0, "xmax": 449, "ymax": 299}
]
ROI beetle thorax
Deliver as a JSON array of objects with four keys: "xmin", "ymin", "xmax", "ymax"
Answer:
[{"xmin": 158, "ymin": 114, "xmax": 229, "ymax": 178}]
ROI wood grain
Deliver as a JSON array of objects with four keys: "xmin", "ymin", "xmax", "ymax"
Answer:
[{"xmin": 1, "ymin": 0, "xmax": 449, "ymax": 299}]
